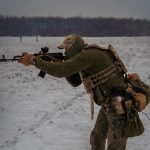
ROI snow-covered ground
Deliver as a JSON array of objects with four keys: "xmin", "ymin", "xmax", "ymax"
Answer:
[{"xmin": 0, "ymin": 36, "xmax": 150, "ymax": 150}]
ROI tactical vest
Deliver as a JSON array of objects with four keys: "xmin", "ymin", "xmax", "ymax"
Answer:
[
  {"xmin": 80, "ymin": 44, "xmax": 127, "ymax": 119},
  {"xmin": 81, "ymin": 44, "xmax": 127, "ymax": 95}
]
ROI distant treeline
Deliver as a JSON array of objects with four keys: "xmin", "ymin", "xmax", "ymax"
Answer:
[{"xmin": 0, "ymin": 15, "xmax": 150, "ymax": 37}]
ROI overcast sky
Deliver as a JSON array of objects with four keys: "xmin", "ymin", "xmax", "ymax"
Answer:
[{"xmin": 0, "ymin": 0, "xmax": 150, "ymax": 19}]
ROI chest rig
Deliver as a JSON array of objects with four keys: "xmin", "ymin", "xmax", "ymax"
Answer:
[
  {"xmin": 80, "ymin": 44, "xmax": 127, "ymax": 119},
  {"xmin": 81, "ymin": 44, "xmax": 127, "ymax": 94}
]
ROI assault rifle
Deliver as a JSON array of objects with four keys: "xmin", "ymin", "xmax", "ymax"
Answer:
[{"xmin": 0, "ymin": 47, "xmax": 65, "ymax": 78}]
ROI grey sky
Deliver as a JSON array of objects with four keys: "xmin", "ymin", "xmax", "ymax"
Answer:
[{"xmin": 0, "ymin": 0, "xmax": 150, "ymax": 19}]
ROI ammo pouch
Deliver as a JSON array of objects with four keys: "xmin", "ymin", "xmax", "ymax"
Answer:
[
  {"xmin": 112, "ymin": 96, "xmax": 133, "ymax": 115},
  {"xmin": 111, "ymin": 89, "xmax": 133, "ymax": 115},
  {"xmin": 123, "ymin": 111, "xmax": 144, "ymax": 137}
]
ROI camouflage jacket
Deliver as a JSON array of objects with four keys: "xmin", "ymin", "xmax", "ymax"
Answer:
[{"xmin": 35, "ymin": 45, "xmax": 128, "ymax": 105}]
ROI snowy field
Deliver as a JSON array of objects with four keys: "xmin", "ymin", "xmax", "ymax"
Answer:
[{"xmin": 0, "ymin": 36, "xmax": 150, "ymax": 150}]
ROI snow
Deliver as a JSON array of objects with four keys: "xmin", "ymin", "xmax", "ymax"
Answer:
[{"xmin": 0, "ymin": 36, "xmax": 150, "ymax": 150}]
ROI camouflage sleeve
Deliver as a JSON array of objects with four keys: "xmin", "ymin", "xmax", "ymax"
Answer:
[
  {"xmin": 34, "ymin": 50, "xmax": 93, "ymax": 78},
  {"xmin": 65, "ymin": 73, "xmax": 82, "ymax": 87}
]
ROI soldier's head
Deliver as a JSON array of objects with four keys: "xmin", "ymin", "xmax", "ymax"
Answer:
[{"xmin": 57, "ymin": 34, "xmax": 85, "ymax": 58}]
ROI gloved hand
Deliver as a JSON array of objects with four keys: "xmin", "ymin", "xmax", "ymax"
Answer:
[
  {"xmin": 18, "ymin": 52, "xmax": 36, "ymax": 66},
  {"xmin": 127, "ymin": 73, "xmax": 141, "ymax": 81}
]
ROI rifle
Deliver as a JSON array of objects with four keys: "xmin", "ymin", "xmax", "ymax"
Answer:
[{"xmin": 0, "ymin": 47, "xmax": 65, "ymax": 78}]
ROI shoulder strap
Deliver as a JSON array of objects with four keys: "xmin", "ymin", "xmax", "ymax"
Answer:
[
  {"xmin": 107, "ymin": 45, "xmax": 127, "ymax": 74},
  {"xmin": 84, "ymin": 44, "xmax": 127, "ymax": 74},
  {"xmin": 83, "ymin": 44, "xmax": 107, "ymax": 50}
]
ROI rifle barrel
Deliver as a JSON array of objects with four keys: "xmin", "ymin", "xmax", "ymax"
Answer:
[
  {"xmin": 0, "ymin": 52, "xmax": 64, "ymax": 62},
  {"xmin": 0, "ymin": 54, "xmax": 21, "ymax": 62}
]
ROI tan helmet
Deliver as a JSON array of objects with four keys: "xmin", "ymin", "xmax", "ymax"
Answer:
[{"xmin": 58, "ymin": 34, "xmax": 85, "ymax": 49}]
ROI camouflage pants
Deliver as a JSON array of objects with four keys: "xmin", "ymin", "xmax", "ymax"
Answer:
[{"xmin": 90, "ymin": 107, "xmax": 127, "ymax": 150}]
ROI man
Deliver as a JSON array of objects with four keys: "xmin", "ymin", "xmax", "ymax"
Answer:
[{"xmin": 18, "ymin": 34, "xmax": 144, "ymax": 150}]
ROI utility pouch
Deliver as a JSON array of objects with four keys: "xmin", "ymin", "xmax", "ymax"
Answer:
[
  {"xmin": 123, "ymin": 111, "xmax": 144, "ymax": 137},
  {"xmin": 127, "ymin": 83, "xmax": 148, "ymax": 112},
  {"xmin": 127, "ymin": 73, "xmax": 150, "ymax": 111},
  {"xmin": 111, "ymin": 96, "xmax": 125, "ymax": 115}
]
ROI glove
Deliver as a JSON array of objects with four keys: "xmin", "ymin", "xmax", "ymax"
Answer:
[
  {"xmin": 127, "ymin": 73, "xmax": 141, "ymax": 81},
  {"xmin": 18, "ymin": 52, "xmax": 36, "ymax": 66}
]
